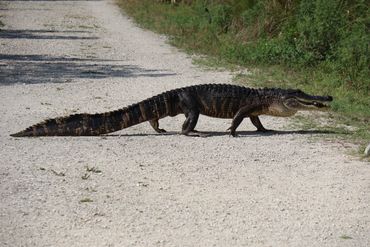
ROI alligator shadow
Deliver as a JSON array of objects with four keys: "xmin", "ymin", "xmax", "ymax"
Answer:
[{"xmin": 104, "ymin": 129, "xmax": 340, "ymax": 138}]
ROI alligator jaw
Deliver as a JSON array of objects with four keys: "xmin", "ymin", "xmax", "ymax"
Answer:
[{"xmin": 298, "ymin": 99, "xmax": 331, "ymax": 109}]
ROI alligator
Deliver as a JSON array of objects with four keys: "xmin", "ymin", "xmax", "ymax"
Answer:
[{"xmin": 10, "ymin": 84, "xmax": 333, "ymax": 137}]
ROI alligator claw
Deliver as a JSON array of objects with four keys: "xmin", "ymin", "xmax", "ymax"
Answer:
[{"xmin": 229, "ymin": 130, "xmax": 237, "ymax": 137}]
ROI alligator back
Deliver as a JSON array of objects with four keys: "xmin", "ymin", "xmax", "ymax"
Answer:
[{"xmin": 191, "ymin": 84, "xmax": 255, "ymax": 118}]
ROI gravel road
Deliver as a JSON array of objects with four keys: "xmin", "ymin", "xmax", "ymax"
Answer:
[{"xmin": 0, "ymin": 1, "xmax": 369, "ymax": 246}]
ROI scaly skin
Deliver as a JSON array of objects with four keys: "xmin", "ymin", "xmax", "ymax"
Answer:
[{"xmin": 10, "ymin": 84, "xmax": 333, "ymax": 137}]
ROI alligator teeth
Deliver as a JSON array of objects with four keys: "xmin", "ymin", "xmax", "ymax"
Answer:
[
  {"xmin": 299, "ymin": 100, "xmax": 329, "ymax": 108},
  {"xmin": 313, "ymin": 102, "xmax": 328, "ymax": 108}
]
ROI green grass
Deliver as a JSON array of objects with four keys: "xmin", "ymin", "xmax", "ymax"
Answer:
[{"xmin": 117, "ymin": 0, "xmax": 370, "ymax": 154}]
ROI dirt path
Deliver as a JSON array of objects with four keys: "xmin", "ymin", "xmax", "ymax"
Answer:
[{"xmin": 0, "ymin": 1, "xmax": 369, "ymax": 246}]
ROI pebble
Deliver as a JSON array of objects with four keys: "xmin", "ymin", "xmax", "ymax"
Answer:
[{"xmin": 364, "ymin": 143, "xmax": 370, "ymax": 157}]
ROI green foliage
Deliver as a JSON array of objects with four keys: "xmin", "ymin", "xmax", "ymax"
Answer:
[{"xmin": 288, "ymin": 0, "xmax": 346, "ymax": 64}]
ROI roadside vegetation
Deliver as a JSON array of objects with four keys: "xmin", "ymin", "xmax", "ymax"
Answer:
[{"xmin": 118, "ymin": 0, "xmax": 369, "ymax": 152}]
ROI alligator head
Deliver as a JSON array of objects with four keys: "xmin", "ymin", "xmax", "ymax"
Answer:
[
  {"xmin": 283, "ymin": 89, "xmax": 333, "ymax": 110},
  {"xmin": 266, "ymin": 89, "xmax": 333, "ymax": 117}
]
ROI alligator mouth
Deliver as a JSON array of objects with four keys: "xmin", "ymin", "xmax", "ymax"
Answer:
[{"xmin": 298, "ymin": 100, "xmax": 330, "ymax": 108}]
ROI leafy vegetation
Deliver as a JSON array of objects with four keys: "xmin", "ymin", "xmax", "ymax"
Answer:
[{"xmin": 118, "ymin": 0, "xmax": 369, "ymax": 149}]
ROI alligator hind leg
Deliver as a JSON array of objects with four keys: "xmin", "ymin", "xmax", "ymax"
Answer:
[
  {"xmin": 178, "ymin": 92, "xmax": 203, "ymax": 136},
  {"xmin": 250, "ymin": 116, "xmax": 271, "ymax": 132},
  {"xmin": 228, "ymin": 113, "xmax": 245, "ymax": 137},
  {"xmin": 149, "ymin": 119, "xmax": 166, "ymax": 133}
]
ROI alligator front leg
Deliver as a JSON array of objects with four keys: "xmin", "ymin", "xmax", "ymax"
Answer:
[
  {"xmin": 227, "ymin": 116, "xmax": 243, "ymax": 137},
  {"xmin": 228, "ymin": 106, "xmax": 262, "ymax": 137},
  {"xmin": 250, "ymin": 116, "xmax": 271, "ymax": 132},
  {"xmin": 149, "ymin": 119, "xmax": 166, "ymax": 133}
]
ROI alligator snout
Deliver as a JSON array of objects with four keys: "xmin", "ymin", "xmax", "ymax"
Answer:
[{"xmin": 326, "ymin": 96, "xmax": 333, "ymax": 101}]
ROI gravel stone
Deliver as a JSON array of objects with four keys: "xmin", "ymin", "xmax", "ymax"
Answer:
[{"xmin": 365, "ymin": 144, "xmax": 370, "ymax": 157}]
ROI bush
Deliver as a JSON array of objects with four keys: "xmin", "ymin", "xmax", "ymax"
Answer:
[{"xmin": 228, "ymin": 0, "xmax": 369, "ymax": 90}]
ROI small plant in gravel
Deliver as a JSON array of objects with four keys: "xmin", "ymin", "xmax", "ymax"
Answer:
[
  {"xmin": 85, "ymin": 187, "xmax": 98, "ymax": 193},
  {"xmin": 81, "ymin": 173, "xmax": 90, "ymax": 180},
  {"xmin": 79, "ymin": 198, "xmax": 93, "ymax": 203},
  {"xmin": 340, "ymin": 235, "xmax": 353, "ymax": 240},
  {"xmin": 86, "ymin": 166, "xmax": 102, "ymax": 173}
]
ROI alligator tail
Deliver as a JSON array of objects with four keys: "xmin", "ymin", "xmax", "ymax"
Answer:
[{"xmin": 10, "ymin": 91, "xmax": 179, "ymax": 137}]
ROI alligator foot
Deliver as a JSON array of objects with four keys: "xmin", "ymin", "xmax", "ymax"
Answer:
[
  {"xmin": 227, "ymin": 127, "xmax": 238, "ymax": 137},
  {"xmin": 155, "ymin": 128, "xmax": 167, "ymax": 133},
  {"xmin": 150, "ymin": 119, "xmax": 167, "ymax": 133}
]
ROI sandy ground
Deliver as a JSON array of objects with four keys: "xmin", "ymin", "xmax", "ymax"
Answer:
[{"xmin": 0, "ymin": 1, "xmax": 369, "ymax": 246}]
